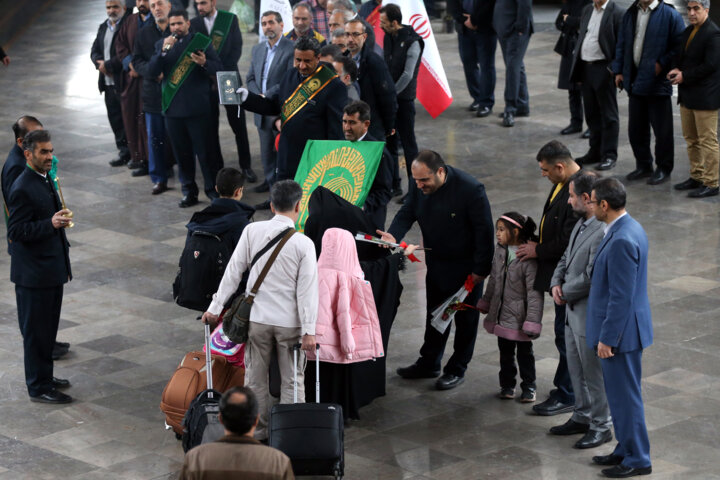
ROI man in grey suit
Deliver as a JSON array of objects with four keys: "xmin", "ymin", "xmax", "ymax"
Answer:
[
  {"xmin": 246, "ymin": 11, "xmax": 295, "ymax": 193},
  {"xmin": 493, "ymin": 0, "xmax": 533, "ymax": 127},
  {"xmin": 549, "ymin": 169, "xmax": 612, "ymax": 450}
]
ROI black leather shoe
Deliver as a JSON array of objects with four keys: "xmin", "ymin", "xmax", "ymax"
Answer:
[
  {"xmin": 575, "ymin": 154, "xmax": 600, "ymax": 166},
  {"xmin": 254, "ymin": 200, "xmax": 271, "ymax": 210},
  {"xmin": 575, "ymin": 429, "xmax": 612, "ymax": 449},
  {"xmin": 468, "ymin": 101, "xmax": 480, "ymax": 112},
  {"xmin": 109, "ymin": 157, "xmax": 129, "ymax": 167},
  {"xmin": 476, "ymin": 106, "xmax": 492, "ymax": 118},
  {"xmin": 688, "ymin": 186, "xmax": 719, "ymax": 198},
  {"xmin": 647, "ymin": 169, "xmax": 669, "ymax": 185},
  {"xmin": 179, "ymin": 195, "xmax": 199, "ymax": 208},
  {"xmin": 582, "ymin": 128, "xmax": 591, "ymax": 139},
  {"xmin": 131, "ymin": 166, "xmax": 149, "ymax": 177},
  {"xmin": 596, "ymin": 158, "xmax": 617, "ymax": 171},
  {"xmin": 435, "ymin": 374, "xmax": 465, "ymax": 390},
  {"xmin": 498, "ymin": 110, "xmax": 529, "ymax": 118},
  {"xmin": 127, "ymin": 160, "xmax": 143, "ymax": 170},
  {"xmin": 593, "ymin": 454, "xmax": 624, "ymax": 466},
  {"xmin": 561, "ymin": 124, "xmax": 582, "ymax": 135},
  {"xmin": 56, "ymin": 341, "xmax": 70, "ymax": 349},
  {"xmin": 52, "ymin": 343, "xmax": 69, "ymax": 360},
  {"xmin": 253, "ymin": 181, "xmax": 270, "ymax": 193},
  {"xmin": 549, "ymin": 419, "xmax": 589, "ymax": 436},
  {"xmin": 396, "ymin": 193, "xmax": 408, "ymax": 204},
  {"xmin": 390, "ymin": 187, "xmax": 403, "ymax": 197},
  {"xmin": 52, "ymin": 377, "xmax": 71, "ymax": 389},
  {"xmin": 626, "ymin": 168, "xmax": 653, "ymax": 181},
  {"xmin": 30, "ymin": 390, "xmax": 73, "ymax": 404},
  {"xmin": 502, "ymin": 112, "xmax": 515, "ymax": 127},
  {"xmin": 674, "ymin": 178, "xmax": 703, "ymax": 190},
  {"xmin": 532, "ymin": 397, "xmax": 574, "ymax": 416},
  {"xmin": 152, "ymin": 182, "xmax": 168, "ymax": 195},
  {"xmin": 242, "ymin": 167, "xmax": 258, "ymax": 183},
  {"xmin": 601, "ymin": 465, "xmax": 652, "ymax": 478},
  {"xmin": 396, "ymin": 363, "xmax": 440, "ymax": 379}
]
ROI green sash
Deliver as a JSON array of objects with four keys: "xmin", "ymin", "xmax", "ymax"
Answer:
[
  {"xmin": 210, "ymin": 10, "xmax": 234, "ymax": 54},
  {"xmin": 161, "ymin": 33, "xmax": 212, "ymax": 112},
  {"xmin": 280, "ymin": 65, "xmax": 338, "ymax": 126}
]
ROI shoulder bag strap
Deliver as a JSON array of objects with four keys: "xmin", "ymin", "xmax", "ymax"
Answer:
[
  {"xmin": 249, "ymin": 227, "xmax": 291, "ymax": 269},
  {"xmin": 247, "ymin": 228, "xmax": 296, "ymax": 301}
]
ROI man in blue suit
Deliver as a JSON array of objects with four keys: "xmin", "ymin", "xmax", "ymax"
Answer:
[{"xmin": 587, "ymin": 177, "xmax": 652, "ymax": 478}]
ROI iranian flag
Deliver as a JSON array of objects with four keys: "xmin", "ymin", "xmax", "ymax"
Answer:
[{"xmin": 368, "ymin": 0, "xmax": 453, "ymax": 118}]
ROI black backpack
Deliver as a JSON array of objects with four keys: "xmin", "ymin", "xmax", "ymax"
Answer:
[
  {"xmin": 173, "ymin": 231, "xmax": 232, "ymax": 311},
  {"xmin": 181, "ymin": 389, "xmax": 225, "ymax": 452}
]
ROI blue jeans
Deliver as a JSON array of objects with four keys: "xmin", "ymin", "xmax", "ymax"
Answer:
[
  {"xmin": 145, "ymin": 112, "xmax": 168, "ymax": 184},
  {"xmin": 457, "ymin": 28, "xmax": 497, "ymax": 109}
]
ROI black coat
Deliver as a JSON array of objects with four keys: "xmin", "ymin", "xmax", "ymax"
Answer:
[
  {"xmin": 242, "ymin": 67, "xmax": 347, "ymax": 180},
  {"xmin": 185, "ymin": 197, "xmax": 255, "ymax": 250},
  {"xmin": 7, "ymin": 168, "xmax": 72, "ymax": 288},
  {"xmin": 569, "ymin": 0, "xmax": 624, "ymax": 83},
  {"xmin": 555, "ymin": 0, "xmax": 591, "ymax": 89},
  {"xmin": 361, "ymin": 134, "xmax": 393, "ymax": 231},
  {"xmin": 388, "ymin": 166, "xmax": 495, "ymax": 289},
  {"xmin": 534, "ymin": 181, "xmax": 577, "ymax": 292},
  {"xmin": 672, "ymin": 19, "xmax": 720, "ymax": 110},
  {"xmin": 90, "ymin": 13, "xmax": 131, "ymax": 92},
  {"xmin": 133, "ymin": 22, "xmax": 170, "ymax": 114},
  {"xmin": 190, "ymin": 14, "xmax": 243, "ymax": 73},
  {"xmin": 2, "ymin": 144, "xmax": 25, "ymax": 211},
  {"xmin": 356, "ymin": 45, "xmax": 398, "ymax": 140},
  {"xmin": 448, "ymin": 0, "xmax": 496, "ymax": 32}
]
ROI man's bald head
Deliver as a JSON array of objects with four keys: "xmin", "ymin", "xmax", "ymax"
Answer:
[{"xmin": 218, "ymin": 387, "xmax": 259, "ymax": 436}]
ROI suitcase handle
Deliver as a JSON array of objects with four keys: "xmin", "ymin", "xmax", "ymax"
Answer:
[
  {"xmin": 292, "ymin": 343, "xmax": 321, "ymax": 404},
  {"xmin": 204, "ymin": 322, "xmax": 214, "ymax": 397}
]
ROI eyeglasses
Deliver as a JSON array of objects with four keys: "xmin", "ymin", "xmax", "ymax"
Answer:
[{"xmin": 346, "ymin": 32, "xmax": 365, "ymax": 38}]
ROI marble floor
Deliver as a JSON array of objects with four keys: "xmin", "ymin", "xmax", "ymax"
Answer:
[{"xmin": 1, "ymin": 1, "xmax": 719, "ymax": 479}]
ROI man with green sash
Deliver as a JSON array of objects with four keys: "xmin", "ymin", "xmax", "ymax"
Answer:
[
  {"xmin": 237, "ymin": 36, "xmax": 347, "ymax": 207},
  {"xmin": 148, "ymin": 9, "xmax": 222, "ymax": 208},
  {"xmin": 191, "ymin": 0, "xmax": 258, "ymax": 185}
]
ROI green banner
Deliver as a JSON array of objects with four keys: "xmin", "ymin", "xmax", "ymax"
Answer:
[
  {"xmin": 294, "ymin": 140, "xmax": 385, "ymax": 232},
  {"xmin": 161, "ymin": 33, "xmax": 212, "ymax": 112},
  {"xmin": 210, "ymin": 10, "xmax": 234, "ymax": 54}
]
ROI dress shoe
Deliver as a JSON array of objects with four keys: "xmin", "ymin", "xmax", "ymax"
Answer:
[
  {"xmin": 30, "ymin": 390, "xmax": 73, "ymax": 404},
  {"xmin": 532, "ymin": 397, "xmax": 574, "ymax": 416},
  {"xmin": 396, "ymin": 363, "xmax": 440, "ymax": 379},
  {"xmin": 435, "ymin": 373, "xmax": 464, "ymax": 390},
  {"xmin": 254, "ymin": 200, "xmax": 271, "ymax": 210},
  {"xmin": 582, "ymin": 128, "xmax": 591, "ymax": 139},
  {"xmin": 574, "ymin": 429, "xmax": 613, "ymax": 449},
  {"xmin": 595, "ymin": 158, "xmax": 617, "ymax": 171},
  {"xmin": 242, "ymin": 167, "xmax": 258, "ymax": 183},
  {"xmin": 390, "ymin": 187, "xmax": 403, "ymax": 198},
  {"xmin": 152, "ymin": 182, "xmax": 168, "ymax": 195},
  {"xmin": 52, "ymin": 377, "xmax": 71, "ymax": 389},
  {"xmin": 575, "ymin": 154, "xmax": 600, "ymax": 166},
  {"xmin": 476, "ymin": 106, "xmax": 492, "ymax": 118},
  {"xmin": 396, "ymin": 193, "xmax": 408, "ymax": 204},
  {"xmin": 625, "ymin": 168, "xmax": 653, "ymax": 181},
  {"xmin": 502, "ymin": 112, "xmax": 515, "ymax": 127},
  {"xmin": 688, "ymin": 186, "xmax": 719, "ymax": 198},
  {"xmin": 498, "ymin": 110, "xmax": 529, "ymax": 118},
  {"xmin": 647, "ymin": 169, "xmax": 669, "ymax": 185},
  {"xmin": 109, "ymin": 157, "xmax": 129, "ymax": 167},
  {"xmin": 549, "ymin": 418, "xmax": 589, "ymax": 436},
  {"xmin": 561, "ymin": 124, "xmax": 582, "ymax": 135},
  {"xmin": 593, "ymin": 454, "xmax": 624, "ymax": 466},
  {"xmin": 56, "ymin": 341, "xmax": 70, "ymax": 349},
  {"xmin": 179, "ymin": 195, "xmax": 199, "ymax": 208},
  {"xmin": 673, "ymin": 177, "xmax": 703, "ymax": 190},
  {"xmin": 468, "ymin": 101, "xmax": 480, "ymax": 112},
  {"xmin": 131, "ymin": 166, "xmax": 149, "ymax": 177},
  {"xmin": 601, "ymin": 465, "xmax": 652, "ymax": 478},
  {"xmin": 127, "ymin": 160, "xmax": 144, "ymax": 170},
  {"xmin": 52, "ymin": 343, "xmax": 69, "ymax": 360},
  {"xmin": 253, "ymin": 181, "xmax": 270, "ymax": 193}
]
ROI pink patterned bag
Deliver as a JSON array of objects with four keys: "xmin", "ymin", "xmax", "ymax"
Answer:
[{"xmin": 203, "ymin": 321, "xmax": 245, "ymax": 367}]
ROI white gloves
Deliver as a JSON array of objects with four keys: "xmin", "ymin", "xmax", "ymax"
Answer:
[{"xmin": 235, "ymin": 87, "xmax": 249, "ymax": 103}]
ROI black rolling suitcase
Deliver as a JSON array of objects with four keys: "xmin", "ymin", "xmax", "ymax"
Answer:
[{"xmin": 269, "ymin": 345, "xmax": 344, "ymax": 479}]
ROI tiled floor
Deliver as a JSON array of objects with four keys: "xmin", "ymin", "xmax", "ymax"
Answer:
[{"xmin": 1, "ymin": 1, "xmax": 720, "ymax": 479}]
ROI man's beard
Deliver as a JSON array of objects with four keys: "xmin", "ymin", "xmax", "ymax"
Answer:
[{"xmin": 138, "ymin": 5, "xmax": 150, "ymax": 14}]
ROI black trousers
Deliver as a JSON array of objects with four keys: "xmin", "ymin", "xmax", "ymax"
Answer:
[
  {"xmin": 628, "ymin": 93, "xmax": 674, "ymax": 173},
  {"xmin": 16, "ymin": 284, "xmax": 63, "ymax": 397},
  {"xmin": 103, "ymin": 85, "xmax": 131, "ymax": 160},
  {"xmin": 208, "ymin": 99, "xmax": 253, "ymax": 172},
  {"xmin": 582, "ymin": 61, "xmax": 619, "ymax": 161},
  {"xmin": 552, "ymin": 302, "xmax": 574, "ymax": 404},
  {"xmin": 568, "ymin": 87, "xmax": 584, "ymax": 128},
  {"xmin": 416, "ymin": 276, "xmax": 481, "ymax": 377},
  {"xmin": 388, "ymin": 98, "xmax": 420, "ymax": 190},
  {"xmin": 165, "ymin": 114, "xmax": 217, "ymax": 198},
  {"xmin": 498, "ymin": 336, "xmax": 535, "ymax": 390}
]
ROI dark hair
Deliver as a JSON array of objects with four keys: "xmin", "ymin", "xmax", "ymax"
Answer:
[
  {"xmin": 22, "ymin": 129, "xmax": 51, "ymax": 152},
  {"xmin": 261, "ymin": 10, "xmax": 283, "ymax": 23},
  {"xmin": 593, "ymin": 177, "xmax": 626, "ymax": 210},
  {"xmin": 536, "ymin": 140, "xmax": 573, "ymax": 165},
  {"xmin": 379, "ymin": 3, "xmax": 402, "ymax": 23},
  {"xmin": 569, "ymin": 170, "xmax": 599, "ymax": 197},
  {"xmin": 270, "ymin": 180, "xmax": 303, "ymax": 212},
  {"xmin": 320, "ymin": 44, "xmax": 342, "ymax": 59},
  {"xmin": 497, "ymin": 212, "xmax": 539, "ymax": 244},
  {"xmin": 295, "ymin": 36, "xmax": 321, "ymax": 55},
  {"xmin": 219, "ymin": 387, "xmax": 258, "ymax": 435},
  {"xmin": 413, "ymin": 150, "xmax": 445, "ymax": 173},
  {"xmin": 345, "ymin": 18, "xmax": 366, "ymax": 32},
  {"xmin": 334, "ymin": 55, "xmax": 357, "ymax": 82},
  {"xmin": 12, "ymin": 116, "xmax": 42, "ymax": 141},
  {"xmin": 168, "ymin": 9, "xmax": 189, "ymax": 20},
  {"xmin": 343, "ymin": 100, "xmax": 371, "ymax": 122},
  {"xmin": 215, "ymin": 167, "xmax": 245, "ymax": 197}
]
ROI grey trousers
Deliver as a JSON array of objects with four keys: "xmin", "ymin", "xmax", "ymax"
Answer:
[
  {"xmin": 566, "ymin": 323, "xmax": 612, "ymax": 432},
  {"xmin": 245, "ymin": 322, "xmax": 304, "ymax": 440}
]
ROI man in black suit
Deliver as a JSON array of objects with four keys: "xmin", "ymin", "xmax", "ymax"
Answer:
[
  {"xmin": 342, "ymin": 100, "xmax": 392, "ymax": 230},
  {"xmin": 668, "ymin": 0, "xmax": 720, "ymax": 198},
  {"xmin": 570, "ymin": 0, "xmax": 623, "ymax": 171},
  {"xmin": 379, "ymin": 150, "xmax": 495, "ymax": 391},
  {"xmin": 148, "ymin": 9, "xmax": 223, "ymax": 208},
  {"xmin": 192, "ymin": 0, "xmax": 257, "ymax": 184},
  {"xmin": 91, "ymin": 0, "xmax": 132, "ymax": 167},
  {"xmin": 6, "ymin": 130, "xmax": 73, "ymax": 404},
  {"xmin": 3, "ymin": 117, "xmax": 43, "ymax": 226},
  {"xmin": 517, "ymin": 140, "xmax": 580, "ymax": 416}
]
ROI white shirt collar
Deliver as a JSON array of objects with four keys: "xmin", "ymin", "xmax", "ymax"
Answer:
[
  {"xmin": 272, "ymin": 214, "xmax": 296, "ymax": 227},
  {"xmin": 204, "ymin": 10, "xmax": 218, "ymax": 31},
  {"xmin": 356, "ymin": 132, "xmax": 368, "ymax": 142},
  {"xmin": 638, "ymin": 0, "xmax": 659, "ymax": 12},
  {"xmin": 595, "ymin": 0, "xmax": 608, "ymax": 11},
  {"xmin": 603, "ymin": 211, "xmax": 627, "ymax": 236}
]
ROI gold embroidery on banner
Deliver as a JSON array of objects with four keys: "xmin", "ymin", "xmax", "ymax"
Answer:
[
  {"xmin": 212, "ymin": 33, "xmax": 223, "ymax": 51},
  {"xmin": 170, "ymin": 56, "xmax": 193, "ymax": 85}
]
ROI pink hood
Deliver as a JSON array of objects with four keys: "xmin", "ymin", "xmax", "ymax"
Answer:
[{"xmin": 307, "ymin": 228, "xmax": 384, "ymax": 364}]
